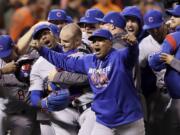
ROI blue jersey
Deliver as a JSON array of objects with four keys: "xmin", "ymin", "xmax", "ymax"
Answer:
[
  {"xmin": 39, "ymin": 44, "xmax": 143, "ymax": 128},
  {"xmin": 149, "ymin": 31, "xmax": 180, "ymax": 98}
]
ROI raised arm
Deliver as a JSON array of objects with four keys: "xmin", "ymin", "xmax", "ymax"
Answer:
[
  {"xmin": 39, "ymin": 47, "xmax": 88, "ymax": 74},
  {"xmin": 121, "ymin": 34, "xmax": 139, "ymax": 69},
  {"xmin": 16, "ymin": 21, "xmax": 51, "ymax": 55}
]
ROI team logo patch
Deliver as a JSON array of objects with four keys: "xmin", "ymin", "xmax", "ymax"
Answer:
[
  {"xmin": 110, "ymin": 19, "xmax": 114, "ymax": 23},
  {"xmin": 148, "ymin": 17, "xmax": 154, "ymax": 23},
  {"xmin": 56, "ymin": 12, "xmax": 61, "ymax": 17}
]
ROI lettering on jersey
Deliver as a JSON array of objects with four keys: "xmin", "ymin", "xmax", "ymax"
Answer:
[
  {"xmin": 88, "ymin": 65, "xmax": 111, "ymax": 88},
  {"xmin": 17, "ymin": 90, "xmax": 25, "ymax": 100}
]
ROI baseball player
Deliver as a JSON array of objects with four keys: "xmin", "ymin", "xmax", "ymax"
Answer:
[
  {"xmin": 166, "ymin": 5, "xmax": 180, "ymax": 32},
  {"xmin": 28, "ymin": 23, "xmax": 71, "ymax": 135},
  {"xmin": 78, "ymin": 8, "xmax": 104, "ymax": 46},
  {"xmin": 139, "ymin": 10, "xmax": 171, "ymax": 135},
  {"xmin": 0, "ymin": 35, "xmax": 36, "ymax": 135},
  {"xmin": 31, "ymin": 24, "xmax": 145, "ymax": 135},
  {"xmin": 121, "ymin": 5, "xmax": 148, "ymax": 121},
  {"xmin": 47, "ymin": 9, "xmax": 72, "ymax": 30},
  {"xmin": 148, "ymin": 5, "xmax": 180, "ymax": 135},
  {"xmin": 24, "ymin": 22, "xmax": 96, "ymax": 135},
  {"xmin": 98, "ymin": 11, "xmax": 126, "ymax": 49}
]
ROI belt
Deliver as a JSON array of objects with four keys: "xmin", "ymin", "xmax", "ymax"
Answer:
[{"xmin": 78, "ymin": 102, "xmax": 91, "ymax": 114}]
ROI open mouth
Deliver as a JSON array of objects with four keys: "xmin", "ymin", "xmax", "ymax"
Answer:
[
  {"xmin": 127, "ymin": 28, "xmax": 135, "ymax": 33},
  {"xmin": 45, "ymin": 40, "xmax": 50, "ymax": 45},
  {"xmin": 94, "ymin": 48, "xmax": 101, "ymax": 55}
]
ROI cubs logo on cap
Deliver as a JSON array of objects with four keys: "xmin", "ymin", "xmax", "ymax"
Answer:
[
  {"xmin": 47, "ymin": 9, "xmax": 67, "ymax": 22},
  {"xmin": 56, "ymin": 12, "xmax": 62, "ymax": 17},
  {"xmin": 148, "ymin": 17, "xmax": 154, "ymax": 23},
  {"xmin": 143, "ymin": 10, "xmax": 164, "ymax": 30}
]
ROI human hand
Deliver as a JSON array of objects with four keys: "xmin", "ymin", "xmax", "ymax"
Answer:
[
  {"xmin": 160, "ymin": 53, "xmax": 174, "ymax": 65},
  {"xmin": 41, "ymin": 89, "xmax": 70, "ymax": 111},
  {"xmin": 1, "ymin": 61, "xmax": 17, "ymax": 74},
  {"xmin": 121, "ymin": 33, "xmax": 138, "ymax": 45}
]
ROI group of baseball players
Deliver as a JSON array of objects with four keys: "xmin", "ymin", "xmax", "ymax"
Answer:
[{"xmin": 0, "ymin": 2, "xmax": 180, "ymax": 135}]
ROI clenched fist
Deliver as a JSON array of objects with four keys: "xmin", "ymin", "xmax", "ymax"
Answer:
[
  {"xmin": 121, "ymin": 34, "xmax": 138, "ymax": 45},
  {"xmin": 30, "ymin": 39, "xmax": 42, "ymax": 50},
  {"xmin": 1, "ymin": 61, "xmax": 17, "ymax": 74}
]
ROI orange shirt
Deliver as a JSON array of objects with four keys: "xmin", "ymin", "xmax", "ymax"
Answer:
[
  {"xmin": 93, "ymin": 2, "xmax": 121, "ymax": 14},
  {"xmin": 9, "ymin": 7, "xmax": 38, "ymax": 42}
]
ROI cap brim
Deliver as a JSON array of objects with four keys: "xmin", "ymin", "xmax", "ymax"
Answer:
[
  {"xmin": 0, "ymin": 48, "xmax": 12, "ymax": 58},
  {"xmin": 33, "ymin": 28, "xmax": 50, "ymax": 39},
  {"xmin": 88, "ymin": 35, "xmax": 109, "ymax": 41},
  {"xmin": 166, "ymin": 10, "xmax": 179, "ymax": 17},
  {"xmin": 82, "ymin": 17, "xmax": 99, "ymax": 24},
  {"xmin": 96, "ymin": 18, "xmax": 105, "ymax": 23},
  {"xmin": 143, "ymin": 22, "xmax": 162, "ymax": 30}
]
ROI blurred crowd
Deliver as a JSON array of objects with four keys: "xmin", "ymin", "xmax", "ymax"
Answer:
[{"xmin": 0, "ymin": 0, "xmax": 177, "ymax": 42}]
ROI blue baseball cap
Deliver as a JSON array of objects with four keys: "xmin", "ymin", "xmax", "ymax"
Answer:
[
  {"xmin": 143, "ymin": 10, "xmax": 164, "ymax": 30},
  {"xmin": 88, "ymin": 29, "xmax": 113, "ymax": 41},
  {"xmin": 33, "ymin": 23, "xmax": 60, "ymax": 39},
  {"xmin": 66, "ymin": 16, "xmax": 73, "ymax": 23},
  {"xmin": 122, "ymin": 6, "xmax": 143, "ymax": 25},
  {"xmin": 79, "ymin": 8, "xmax": 104, "ymax": 24},
  {"xmin": 0, "ymin": 35, "xmax": 14, "ymax": 58},
  {"xmin": 97, "ymin": 12, "xmax": 126, "ymax": 29},
  {"xmin": 47, "ymin": 9, "xmax": 67, "ymax": 22},
  {"xmin": 166, "ymin": 5, "xmax": 180, "ymax": 17}
]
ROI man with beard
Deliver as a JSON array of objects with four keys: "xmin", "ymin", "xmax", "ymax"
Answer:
[{"xmin": 139, "ymin": 10, "xmax": 170, "ymax": 135}]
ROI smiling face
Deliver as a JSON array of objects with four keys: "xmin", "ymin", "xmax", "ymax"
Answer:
[
  {"xmin": 91, "ymin": 37, "xmax": 112, "ymax": 59},
  {"xmin": 169, "ymin": 16, "xmax": 180, "ymax": 30},
  {"xmin": 125, "ymin": 16, "xmax": 140, "ymax": 36},
  {"xmin": 60, "ymin": 32, "xmax": 77, "ymax": 52},
  {"xmin": 37, "ymin": 29, "xmax": 56, "ymax": 49},
  {"xmin": 60, "ymin": 23, "xmax": 82, "ymax": 52}
]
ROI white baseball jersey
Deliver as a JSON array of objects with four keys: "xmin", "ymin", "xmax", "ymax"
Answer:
[
  {"xmin": 139, "ymin": 35, "xmax": 166, "ymax": 89},
  {"xmin": 29, "ymin": 56, "xmax": 55, "ymax": 91}
]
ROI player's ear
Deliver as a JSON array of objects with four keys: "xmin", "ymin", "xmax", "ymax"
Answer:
[{"xmin": 75, "ymin": 36, "xmax": 81, "ymax": 46}]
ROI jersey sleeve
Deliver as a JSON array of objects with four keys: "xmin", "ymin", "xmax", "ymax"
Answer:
[
  {"xmin": 148, "ymin": 33, "xmax": 179, "ymax": 71},
  {"xmin": 29, "ymin": 62, "xmax": 44, "ymax": 91},
  {"xmin": 39, "ymin": 47, "xmax": 88, "ymax": 74}
]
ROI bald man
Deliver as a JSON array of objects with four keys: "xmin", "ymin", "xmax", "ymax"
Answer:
[{"xmin": 29, "ymin": 23, "xmax": 94, "ymax": 135}]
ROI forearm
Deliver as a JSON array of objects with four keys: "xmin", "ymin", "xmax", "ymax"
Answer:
[
  {"xmin": 39, "ymin": 47, "xmax": 86, "ymax": 74},
  {"xmin": 125, "ymin": 43, "xmax": 139, "ymax": 69},
  {"xmin": 53, "ymin": 71, "xmax": 88, "ymax": 85},
  {"xmin": 30, "ymin": 91, "xmax": 43, "ymax": 107},
  {"xmin": 16, "ymin": 27, "xmax": 35, "ymax": 55}
]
